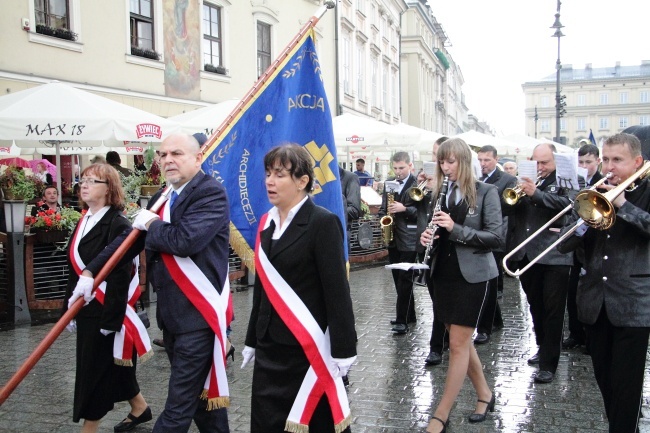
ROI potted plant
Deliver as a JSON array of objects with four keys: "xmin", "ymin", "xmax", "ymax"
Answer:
[
  {"xmin": 27, "ymin": 206, "xmax": 83, "ymax": 244},
  {"xmin": 205, "ymin": 63, "xmax": 227, "ymax": 75},
  {"xmin": 0, "ymin": 165, "xmax": 41, "ymax": 201},
  {"xmin": 139, "ymin": 145, "xmax": 162, "ymax": 197}
]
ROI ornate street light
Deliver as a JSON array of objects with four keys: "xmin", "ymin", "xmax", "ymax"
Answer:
[{"xmin": 551, "ymin": 1, "xmax": 564, "ymax": 143}]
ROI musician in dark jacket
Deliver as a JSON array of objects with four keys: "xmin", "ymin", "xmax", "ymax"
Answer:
[
  {"xmin": 474, "ymin": 145, "xmax": 517, "ymax": 344},
  {"xmin": 563, "ymin": 142, "xmax": 604, "ymax": 350},
  {"xmin": 63, "ymin": 163, "xmax": 150, "ymax": 432},
  {"xmin": 379, "ymin": 151, "xmax": 423, "ymax": 334},
  {"xmin": 420, "ymin": 138, "xmax": 503, "ymax": 433},
  {"xmin": 559, "ymin": 133, "xmax": 650, "ymax": 433},
  {"xmin": 508, "ymin": 143, "xmax": 577, "ymax": 384},
  {"xmin": 415, "ymin": 136, "xmax": 448, "ymax": 365}
]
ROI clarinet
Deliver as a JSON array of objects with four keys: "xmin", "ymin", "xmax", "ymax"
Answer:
[{"xmin": 422, "ymin": 175, "xmax": 450, "ymax": 264}]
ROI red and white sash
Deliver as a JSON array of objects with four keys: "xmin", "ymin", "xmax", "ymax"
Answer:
[
  {"xmin": 69, "ymin": 216, "xmax": 152, "ymax": 366},
  {"xmin": 255, "ymin": 213, "xmax": 351, "ymax": 433},
  {"xmin": 158, "ymin": 199, "xmax": 233, "ymax": 409}
]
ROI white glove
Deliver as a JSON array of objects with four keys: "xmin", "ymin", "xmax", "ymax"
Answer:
[
  {"xmin": 241, "ymin": 346, "xmax": 256, "ymax": 369},
  {"xmin": 332, "ymin": 356, "xmax": 357, "ymax": 378},
  {"xmin": 133, "ymin": 209, "xmax": 159, "ymax": 231},
  {"xmin": 100, "ymin": 329, "xmax": 114, "ymax": 336},
  {"xmin": 67, "ymin": 275, "xmax": 95, "ymax": 309},
  {"xmin": 65, "ymin": 320, "xmax": 77, "ymax": 333}
]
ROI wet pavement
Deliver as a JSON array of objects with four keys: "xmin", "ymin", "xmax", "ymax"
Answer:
[{"xmin": 1, "ymin": 262, "xmax": 649, "ymax": 432}]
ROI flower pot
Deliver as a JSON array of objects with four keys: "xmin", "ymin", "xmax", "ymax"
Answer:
[
  {"xmin": 140, "ymin": 185, "xmax": 161, "ymax": 197},
  {"xmin": 1, "ymin": 188, "xmax": 24, "ymax": 201},
  {"xmin": 32, "ymin": 229, "xmax": 69, "ymax": 244}
]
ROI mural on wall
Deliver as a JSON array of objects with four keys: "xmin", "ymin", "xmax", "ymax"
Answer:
[{"xmin": 163, "ymin": 0, "xmax": 201, "ymax": 99}]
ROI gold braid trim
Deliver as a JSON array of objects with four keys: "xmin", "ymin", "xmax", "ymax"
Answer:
[
  {"xmin": 229, "ymin": 222, "xmax": 255, "ymax": 274},
  {"xmin": 139, "ymin": 349, "xmax": 154, "ymax": 364},
  {"xmin": 206, "ymin": 396, "xmax": 230, "ymax": 410},
  {"xmin": 113, "ymin": 358, "xmax": 133, "ymax": 367},
  {"xmin": 284, "ymin": 420, "xmax": 309, "ymax": 433},
  {"xmin": 334, "ymin": 414, "xmax": 352, "ymax": 433}
]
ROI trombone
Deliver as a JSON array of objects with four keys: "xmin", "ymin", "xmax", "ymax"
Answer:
[
  {"xmin": 502, "ymin": 170, "xmax": 623, "ymax": 277},
  {"xmin": 503, "ymin": 176, "xmax": 542, "ymax": 205},
  {"xmin": 408, "ymin": 180, "xmax": 428, "ymax": 201}
]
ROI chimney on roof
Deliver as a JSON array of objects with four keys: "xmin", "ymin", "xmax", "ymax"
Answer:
[{"xmin": 585, "ymin": 63, "xmax": 592, "ymax": 79}]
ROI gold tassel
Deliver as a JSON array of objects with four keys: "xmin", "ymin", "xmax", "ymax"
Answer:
[
  {"xmin": 334, "ymin": 414, "xmax": 352, "ymax": 433},
  {"xmin": 139, "ymin": 349, "xmax": 154, "ymax": 364},
  {"xmin": 114, "ymin": 357, "xmax": 133, "ymax": 367},
  {"xmin": 206, "ymin": 396, "xmax": 230, "ymax": 410},
  {"xmin": 229, "ymin": 222, "xmax": 255, "ymax": 274},
  {"xmin": 284, "ymin": 420, "xmax": 309, "ymax": 433},
  {"xmin": 200, "ymin": 389, "xmax": 208, "ymax": 400}
]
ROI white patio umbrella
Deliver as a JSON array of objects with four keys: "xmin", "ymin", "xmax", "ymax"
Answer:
[
  {"xmin": 453, "ymin": 130, "xmax": 535, "ymax": 158},
  {"xmin": 0, "ymin": 81, "xmax": 178, "ymax": 197},
  {"xmin": 169, "ymin": 99, "xmax": 241, "ymax": 136}
]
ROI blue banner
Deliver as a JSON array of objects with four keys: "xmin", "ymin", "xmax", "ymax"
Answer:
[
  {"xmin": 201, "ymin": 31, "xmax": 345, "ymax": 264},
  {"xmin": 589, "ymin": 129, "xmax": 596, "ymax": 146}
]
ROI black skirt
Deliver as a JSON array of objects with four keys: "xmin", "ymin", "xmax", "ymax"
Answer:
[
  {"xmin": 432, "ymin": 246, "xmax": 488, "ymax": 328},
  {"xmin": 251, "ymin": 333, "xmax": 351, "ymax": 433},
  {"xmin": 73, "ymin": 315, "xmax": 140, "ymax": 422}
]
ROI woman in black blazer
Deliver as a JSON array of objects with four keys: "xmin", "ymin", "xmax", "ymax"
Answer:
[
  {"xmin": 421, "ymin": 139, "xmax": 503, "ymax": 433},
  {"xmin": 242, "ymin": 144, "xmax": 357, "ymax": 433},
  {"xmin": 63, "ymin": 163, "xmax": 151, "ymax": 433}
]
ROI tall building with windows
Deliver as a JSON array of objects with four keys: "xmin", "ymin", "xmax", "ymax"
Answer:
[
  {"xmin": 337, "ymin": 0, "xmax": 407, "ymax": 123},
  {"xmin": 523, "ymin": 61, "xmax": 650, "ymax": 147},
  {"xmin": 400, "ymin": 0, "xmax": 453, "ymax": 135},
  {"xmin": 1, "ymin": 0, "xmax": 337, "ymax": 125}
]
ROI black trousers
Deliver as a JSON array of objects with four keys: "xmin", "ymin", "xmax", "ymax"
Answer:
[
  {"xmin": 586, "ymin": 307, "xmax": 649, "ymax": 433},
  {"xmin": 388, "ymin": 248, "xmax": 417, "ymax": 324},
  {"xmin": 518, "ymin": 257, "xmax": 570, "ymax": 373},
  {"xmin": 566, "ymin": 259, "xmax": 586, "ymax": 342},
  {"xmin": 426, "ymin": 276, "xmax": 446, "ymax": 353},
  {"xmin": 477, "ymin": 252, "xmax": 504, "ymax": 334}
]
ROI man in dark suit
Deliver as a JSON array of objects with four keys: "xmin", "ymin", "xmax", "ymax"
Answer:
[
  {"xmin": 559, "ymin": 133, "xmax": 650, "ymax": 433},
  {"xmin": 379, "ymin": 151, "xmax": 422, "ymax": 334},
  {"xmin": 508, "ymin": 143, "xmax": 576, "ymax": 384},
  {"xmin": 83, "ymin": 134, "xmax": 230, "ymax": 432},
  {"xmin": 563, "ymin": 143, "xmax": 604, "ymax": 350},
  {"xmin": 474, "ymin": 145, "xmax": 517, "ymax": 344},
  {"xmin": 339, "ymin": 166, "xmax": 361, "ymax": 226}
]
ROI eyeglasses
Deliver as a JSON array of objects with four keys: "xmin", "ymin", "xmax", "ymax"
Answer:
[{"xmin": 79, "ymin": 178, "xmax": 108, "ymax": 186}]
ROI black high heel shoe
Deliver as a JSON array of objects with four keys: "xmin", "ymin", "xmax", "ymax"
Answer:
[
  {"xmin": 427, "ymin": 416, "xmax": 448, "ymax": 433},
  {"xmin": 468, "ymin": 392, "xmax": 495, "ymax": 423}
]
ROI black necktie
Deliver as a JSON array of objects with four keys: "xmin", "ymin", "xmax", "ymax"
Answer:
[
  {"xmin": 480, "ymin": 175, "xmax": 488, "ymax": 182},
  {"xmin": 448, "ymin": 184, "xmax": 459, "ymax": 209},
  {"xmin": 397, "ymin": 179, "xmax": 404, "ymax": 185}
]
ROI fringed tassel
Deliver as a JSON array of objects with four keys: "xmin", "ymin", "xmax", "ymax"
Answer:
[
  {"xmin": 200, "ymin": 389, "xmax": 209, "ymax": 400},
  {"xmin": 114, "ymin": 357, "xmax": 134, "ymax": 367},
  {"xmin": 334, "ymin": 413, "xmax": 352, "ymax": 433},
  {"xmin": 229, "ymin": 222, "xmax": 255, "ymax": 273},
  {"xmin": 139, "ymin": 349, "xmax": 154, "ymax": 364},
  {"xmin": 206, "ymin": 396, "xmax": 230, "ymax": 410},
  {"xmin": 284, "ymin": 420, "xmax": 309, "ymax": 433}
]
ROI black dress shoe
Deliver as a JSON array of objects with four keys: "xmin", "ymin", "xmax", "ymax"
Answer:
[
  {"xmin": 562, "ymin": 336, "xmax": 584, "ymax": 349},
  {"xmin": 527, "ymin": 351, "xmax": 540, "ymax": 365},
  {"xmin": 152, "ymin": 338, "xmax": 165, "ymax": 348},
  {"xmin": 391, "ymin": 323, "xmax": 409, "ymax": 334},
  {"xmin": 533, "ymin": 370, "xmax": 554, "ymax": 383},
  {"xmin": 474, "ymin": 332, "xmax": 490, "ymax": 345},
  {"xmin": 114, "ymin": 406, "xmax": 152, "ymax": 432},
  {"xmin": 425, "ymin": 351, "xmax": 442, "ymax": 366},
  {"xmin": 468, "ymin": 392, "xmax": 495, "ymax": 423},
  {"xmin": 390, "ymin": 318, "xmax": 416, "ymax": 325},
  {"xmin": 390, "ymin": 319, "xmax": 398, "ymax": 325}
]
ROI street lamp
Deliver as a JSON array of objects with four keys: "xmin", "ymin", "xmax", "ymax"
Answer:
[
  {"xmin": 4, "ymin": 199, "xmax": 31, "ymax": 324},
  {"xmin": 551, "ymin": 0, "xmax": 564, "ymax": 144}
]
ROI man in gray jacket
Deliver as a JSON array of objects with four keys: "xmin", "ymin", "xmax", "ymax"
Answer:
[{"xmin": 559, "ymin": 133, "xmax": 650, "ymax": 433}]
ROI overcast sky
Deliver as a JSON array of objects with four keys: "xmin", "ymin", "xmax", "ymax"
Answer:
[{"xmin": 428, "ymin": 0, "xmax": 649, "ymax": 136}]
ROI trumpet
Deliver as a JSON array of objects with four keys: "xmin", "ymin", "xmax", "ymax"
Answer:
[
  {"xmin": 502, "ymin": 165, "xmax": 650, "ymax": 277},
  {"xmin": 503, "ymin": 176, "xmax": 543, "ymax": 205},
  {"xmin": 408, "ymin": 180, "xmax": 429, "ymax": 201}
]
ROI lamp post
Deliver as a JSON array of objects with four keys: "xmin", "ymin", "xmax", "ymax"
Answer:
[
  {"xmin": 551, "ymin": 0, "xmax": 564, "ymax": 144},
  {"xmin": 4, "ymin": 199, "xmax": 31, "ymax": 324}
]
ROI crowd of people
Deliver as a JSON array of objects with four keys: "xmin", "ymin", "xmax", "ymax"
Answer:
[{"xmin": 8, "ymin": 127, "xmax": 647, "ymax": 433}]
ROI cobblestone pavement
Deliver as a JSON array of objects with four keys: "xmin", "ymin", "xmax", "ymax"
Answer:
[{"xmin": 1, "ymin": 263, "xmax": 649, "ymax": 432}]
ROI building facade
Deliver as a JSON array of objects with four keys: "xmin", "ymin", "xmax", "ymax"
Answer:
[
  {"xmin": 522, "ymin": 61, "xmax": 650, "ymax": 147},
  {"xmin": 0, "ymin": 0, "xmax": 338, "ymax": 130}
]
